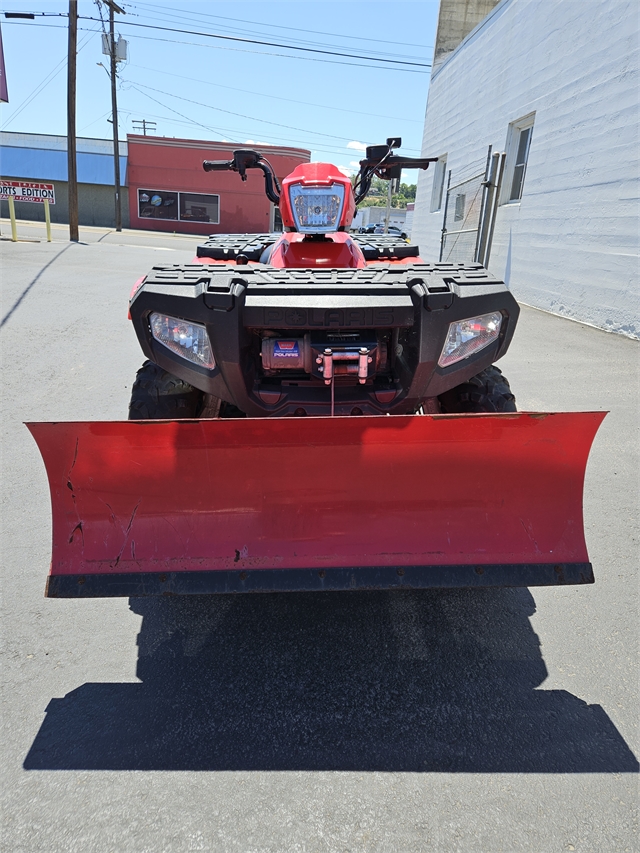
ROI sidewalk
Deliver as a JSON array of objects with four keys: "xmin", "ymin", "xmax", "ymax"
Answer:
[{"xmin": 0, "ymin": 216, "xmax": 203, "ymax": 249}]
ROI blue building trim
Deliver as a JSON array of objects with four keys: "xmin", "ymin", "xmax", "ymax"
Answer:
[{"xmin": 1, "ymin": 146, "xmax": 127, "ymax": 185}]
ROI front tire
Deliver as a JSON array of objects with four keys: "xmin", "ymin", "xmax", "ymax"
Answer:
[
  {"xmin": 437, "ymin": 365, "xmax": 517, "ymax": 413},
  {"xmin": 128, "ymin": 361, "xmax": 204, "ymax": 420}
]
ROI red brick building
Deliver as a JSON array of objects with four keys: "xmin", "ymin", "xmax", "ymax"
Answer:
[{"xmin": 126, "ymin": 135, "xmax": 310, "ymax": 235}]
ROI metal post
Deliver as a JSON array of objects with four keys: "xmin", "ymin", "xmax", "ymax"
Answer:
[
  {"xmin": 8, "ymin": 195, "xmax": 17, "ymax": 241},
  {"xmin": 108, "ymin": 2, "xmax": 124, "ymax": 232},
  {"xmin": 67, "ymin": 0, "xmax": 79, "ymax": 242},
  {"xmin": 44, "ymin": 199, "xmax": 52, "ymax": 242},
  {"xmin": 383, "ymin": 179, "xmax": 392, "ymax": 234},
  {"xmin": 439, "ymin": 170, "xmax": 452, "ymax": 262},
  {"xmin": 475, "ymin": 149, "xmax": 499, "ymax": 265},
  {"xmin": 483, "ymin": 152, "xmax": 506, "ymax": 269}
]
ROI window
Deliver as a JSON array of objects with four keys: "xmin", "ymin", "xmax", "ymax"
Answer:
[
  {"xmin": 138, "ymin": 189, "xmax": 220, "ymax": 223},
  {"xmin": 138, "ymin": 189, "xmax": 178, "ymax": 220},
  {"xmin": 430, "ymin": 155, "xmax": 447, "ymax": 212},
  {"xmin": 501, "ymin": 113, "xmax": 535, "ymax": 204},
  {"xmin": 179, "ymin": 192, "xmax": 219, "ymax": 223},
  {"xmin": 454, "ymin": 193, "xmax": 466, "ymax": 221}
]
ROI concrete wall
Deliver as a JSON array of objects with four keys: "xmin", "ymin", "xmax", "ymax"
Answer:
[
  {"xmin": 1, "ymin": 181, "xmax": 130, "ymax": 228},
  {"xmin": 413, "ymin": 0, "xmax": 639, "ymax": 338},
  {"xmin": 432, "ymin": 0, "xmax": 501, "ymax": 71}
]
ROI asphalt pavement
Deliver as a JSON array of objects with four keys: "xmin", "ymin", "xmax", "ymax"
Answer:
[{"xmin": 1, "ymin": 224, "xmax": 638, "ymax": 853}]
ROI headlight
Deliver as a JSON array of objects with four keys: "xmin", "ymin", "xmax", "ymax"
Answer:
[
  {"xmin": 289, "ymin": 183, "xmax": 345, "ymax": 233},
  {"xmin": 438, "ymin": 312, "xmax": 502, "ymax": 367},
  {"xmin": 149, "ymin": 312, "xmax": 216, "ymax": 369}
]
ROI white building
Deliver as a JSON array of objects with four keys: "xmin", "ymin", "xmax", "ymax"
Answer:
[{"xmin": 412, "ymin": 0, "xmax": 639, "ymax": 338}]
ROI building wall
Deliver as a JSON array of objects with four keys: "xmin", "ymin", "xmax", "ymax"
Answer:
[
  {"xmin": 0, "ymin": 132, "xmax": 128, "ymax": 228},
  {"xmin": 0, "ymin": 181, "xmax": 130, "ymax": 228},
  {"xmin": 127, "ymin": 136, "xmax": 310, "ymax": 236},
  {"xmin": 352, "ymin": 206, "xmax": 408, "ymax": 231},
  {"xmin": 413, "ymin": 0, "xmax": 639, "ymax": 338},
  {"xmin": 0, "ymin": 132, "xmax": 127, "ymax": 184}
]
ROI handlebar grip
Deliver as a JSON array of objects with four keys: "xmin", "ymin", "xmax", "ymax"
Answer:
[{"xmin": 203, "ymin": 160, "xmax": 234, "ymax": 172}]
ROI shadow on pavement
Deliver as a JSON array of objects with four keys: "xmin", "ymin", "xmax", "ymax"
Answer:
[{"xmin": 24, "ymin": 588, "xmax": 639, "ymax": 772}]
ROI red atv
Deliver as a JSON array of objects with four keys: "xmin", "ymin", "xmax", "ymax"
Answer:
[
  {"xmin": 28, "ymin": 140, "xmax": 605, "ymax": 598},
  {"xmin": 128, "ymin": 140, "xmax": 519, "ymax": 419}
]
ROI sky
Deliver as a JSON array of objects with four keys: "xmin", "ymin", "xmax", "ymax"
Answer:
[{"xmin": 0, "ymin": 0, "xmax": 439, "ymax": 180}]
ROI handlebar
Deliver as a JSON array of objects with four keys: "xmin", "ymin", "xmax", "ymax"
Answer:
[
  {"xmin": 353, "ymin": 142, "xmax": 439, "ymax": 205},
  {"xmin": 359, "ymin": 155, "xmax": 438, "ymax": 173},
  {"xmin": 202, "ymin": 149, "xmax": 281, "ymax": 204},
  {"xmin": 203, "ymin": 160, "xmax": 234, "ymax": 172}
]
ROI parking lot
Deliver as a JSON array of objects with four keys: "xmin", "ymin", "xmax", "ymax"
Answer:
[{"xmin": 1, "ymin": 222, "xmax": 638, "ymax": 853}]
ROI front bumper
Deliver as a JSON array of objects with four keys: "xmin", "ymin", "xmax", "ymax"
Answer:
[{"xmin": 129, "ymin": 261, "xmax": 519, "ymax": 416}]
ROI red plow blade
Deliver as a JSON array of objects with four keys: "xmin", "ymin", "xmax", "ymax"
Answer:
[{"xmin": 27, "ymin": 412, "xmax": 605, "ymax": 597}]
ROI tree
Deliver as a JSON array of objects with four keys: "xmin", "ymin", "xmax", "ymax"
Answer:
[{"xmin": 353, "ymin": 176, "xmax": 417, "ymax": 208}]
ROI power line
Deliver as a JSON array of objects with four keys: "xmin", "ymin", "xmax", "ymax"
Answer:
[
  {"xmin": 11, "ymin": 10, "xmax": 431, "ymax": 66},
  {"xmin": 123, "ymin": 87, "xmax": 418, "ymax": 161},
  {"xmin": 126, "ymin": 2, "xmax": 430, "ymax": 63},
  {"xmin": 1, "ymin": 25, "xmax": 99, "ymax": 128},
  {"xmin": 130, "ymin": 0, "xmax": 434, "ymax": 53},
  {"xmin": 3, "ymin": 19, "xmax": 430, "ymax": 73},
  {"xmin": 122, "ymin": 90, "xmax": 355, "ymax": 158},
  {"xmin": 76, "ymin": 15, "xmax": 432, "ymax": 68},
  {"xmin": 128, "ymin": 63, "xmax": 423, "ymax": 124},
  {"xmin": 123, "ymin": 80, "xmax": 403, "ymax": 147}
]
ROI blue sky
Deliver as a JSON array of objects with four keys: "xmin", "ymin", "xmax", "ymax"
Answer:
[{"xmin": 1, "ymin": 0, "xmax": 438, "ymax": 178}]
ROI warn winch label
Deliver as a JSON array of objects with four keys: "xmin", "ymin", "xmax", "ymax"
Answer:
[{"xmin": 273, "ymin": 341, "xmax": 300, "ymax": 358}]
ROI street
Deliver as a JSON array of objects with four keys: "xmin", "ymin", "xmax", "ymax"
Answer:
[{"xmin": 1, "ymin": 222, "xmax": 638, "ymax": 853}]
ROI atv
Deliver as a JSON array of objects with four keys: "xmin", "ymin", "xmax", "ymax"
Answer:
[
  {"xmin": 28, "ymin": 140, "xmax": 605, "ymax": 597},
  {"xmin": 128, "ymin": 141, "xmax": 518, "ymax": 420}
]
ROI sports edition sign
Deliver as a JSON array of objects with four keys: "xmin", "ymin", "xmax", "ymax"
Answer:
[{"xmin": 0, "ymin": 181, "xmax": 56, "ymax": 204}]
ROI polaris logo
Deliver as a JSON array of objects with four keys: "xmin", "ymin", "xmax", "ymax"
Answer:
[{"xmin": 261, "ymin": 307, "xmax": 398, "ymax": 327}]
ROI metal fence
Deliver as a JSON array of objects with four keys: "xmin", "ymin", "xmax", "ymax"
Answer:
[
  {"xmin": 440, "ymin": 170, "xmax": 486, "ymax": 263},
  {"xmin": 439, "ymin": 147, "xmax": 506, "ymax": 266}
]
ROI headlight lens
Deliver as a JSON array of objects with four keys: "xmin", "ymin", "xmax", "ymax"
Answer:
[
  {"xmin": 438, "ymin": 312, "xmax": 502, "ymax": 367},
  {"xmin": 289, "ymin": 183, "xmax": 345, "ymax": 232},
  {"xmin": 150, "ymin": 312, "xmax": 216, "ymax": 369}
]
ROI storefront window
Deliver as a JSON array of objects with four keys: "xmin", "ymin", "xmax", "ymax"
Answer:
[
  {"xmin": 138, "ymin": 189, "xmax": 179, "ymax": 220},
  {"xmin": 138, "ymin": 189, "xmax": 220, "ymax": 223},
  {"xmin": 179, "ymin": 192, "xmax": 219, "ymax": 223}
]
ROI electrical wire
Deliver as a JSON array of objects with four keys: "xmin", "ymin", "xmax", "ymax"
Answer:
[
  {"xmin": 120, "ymin": 92, "xmax": 369, "ymax": 161},
  {"xmin": 1, "ymin": 26, "xmax": 100, "ymax": 128},
  {"xmin": 14, "ymin": 10, "xmax": 432, "ymax": 67},
  {"xmin": 123, "ymin": 80, "xmax": 416, "ymax": 148},
  {"xmin": 130, "ymin": 0, "xmax": 434, "ymax": 53},
  {"xmin": 3, "ymin": 19, "xmax": 429, "ymax": 73},
  {"xmin": 75, "ymin": 16, "xmax": 432, "ymax": 68},
  {"xmin": 124, "ymin": 82, "xmax": 421, "ymax": 159},
  {"xmin": 127, "ymin": 63, "xmax": 423, "ymax": 124},
  {"xmin": 126, "ymin": 2, "xmax": 431, "ymax": 63}
]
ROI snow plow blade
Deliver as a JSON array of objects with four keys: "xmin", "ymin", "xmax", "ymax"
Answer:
[{"xmin": 27, "ymin": 412, "xmax": 605, "ymax": 598}]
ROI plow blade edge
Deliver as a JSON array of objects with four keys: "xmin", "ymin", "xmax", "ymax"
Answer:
[{"xmin": 27, "ymin": 412, "xmax": 606, "ymax": 597}]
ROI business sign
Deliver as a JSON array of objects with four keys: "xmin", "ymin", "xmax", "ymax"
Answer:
[{"xmin": 0, "ymin": 181, "xmax": 56, "ymax": 204}]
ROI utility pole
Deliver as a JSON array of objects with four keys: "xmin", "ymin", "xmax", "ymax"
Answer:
[
  {"xmin": 132, "ymin": 119, "xmax": 156, "ymax": 136},
  {"xmin": 67, "ymin": 0, "xmax": 78, "ymax": 242},
  {"xmin": 104, "ymin": 0, "xmax": 125, "ymax": 231}
]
